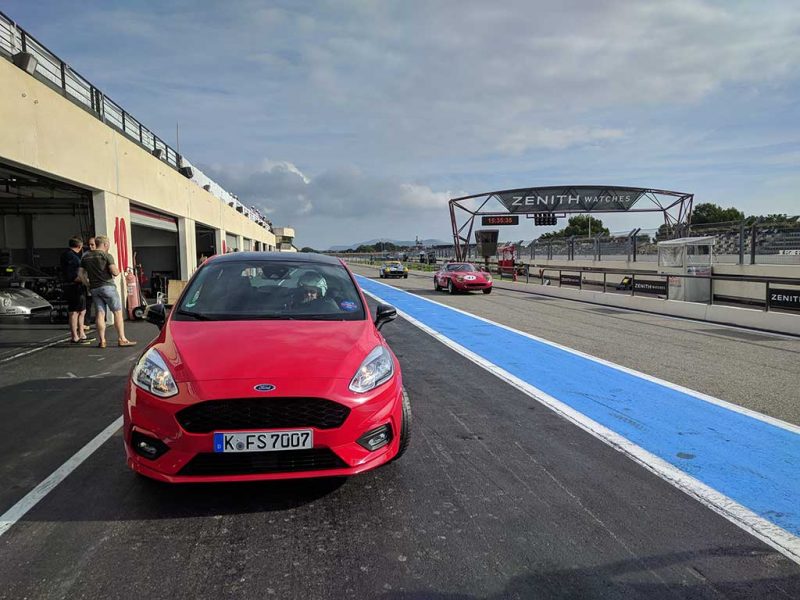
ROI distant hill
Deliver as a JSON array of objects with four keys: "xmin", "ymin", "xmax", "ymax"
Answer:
[{"xmin": 327, "ymin": 238, "xmax": 448, "ymax": 251}]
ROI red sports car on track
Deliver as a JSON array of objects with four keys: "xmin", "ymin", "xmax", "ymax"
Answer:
[
  {"xmin": 434, "ymin": 262, "xmax": 493, "ymax": 294},
  {"xmin": 125, "ymin": 252, "xmax": 410, "ymax": 483}
]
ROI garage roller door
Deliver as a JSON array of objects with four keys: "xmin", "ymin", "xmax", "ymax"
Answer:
[{"xmin": 130, "ymin": 207, "xmax": 177, "ymax": 232}]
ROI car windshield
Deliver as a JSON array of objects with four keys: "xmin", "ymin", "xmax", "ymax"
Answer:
[
  {"xmin": 446, "ymin": 264, "xmax": 476, "ymax": 272},
  {"xmin": 174, "ymin": 259, "xmax": 365, "ymax": 321}
]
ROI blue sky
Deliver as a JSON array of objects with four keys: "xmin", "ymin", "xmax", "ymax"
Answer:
[{"xmin": 5, "ymin": 0, "xmax": 800, "ymax": 248}]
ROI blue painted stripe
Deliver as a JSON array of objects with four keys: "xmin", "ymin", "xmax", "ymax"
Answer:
[{"xmin": 357, "ymin": 275, "xmax": 800, "ymax": 536}]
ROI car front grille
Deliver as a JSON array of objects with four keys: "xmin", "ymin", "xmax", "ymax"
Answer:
[
  {"xmin": 176, "ymin": 398, "xmax": 350, "ymax": 433},
  {"xmin": 178, "ymin": 448, "xmax": 348, "ymax": 476}
]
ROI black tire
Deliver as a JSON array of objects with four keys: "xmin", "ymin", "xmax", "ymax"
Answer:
[
  {"xmin": 132, "ymin": 306, "xmax": 145, "ymax": 320},
  {"xmin": 448, "ymin": 280, "xmax": 456, "ymax": 295},
  {"xmin": 434, "ymin": 278, "xmax": 440, "ymax": 291},
  {"xmin": 379, "ymin": 273, "xmax": 384, "ymax": 279},
  {"xmin": 482, "ymin": 288, "xmax": 492, "ymax": 295},
  {"xmin": 392, "ymin": 388, "xmax": 411, "ymax": 462},
  {"xmin": 404, "ymin": 274, "xmax": 408, "ymax": 279}
]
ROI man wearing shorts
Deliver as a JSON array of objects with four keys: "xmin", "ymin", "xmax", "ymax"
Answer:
[
  {"xmin": 60, "ymin": 236, "xmax": 93, "ymax": 345},
  {"xmin": 80, "ymin": 234, "xmax": 137, "ymax": 348}
]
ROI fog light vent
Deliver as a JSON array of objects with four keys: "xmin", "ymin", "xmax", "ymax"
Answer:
[
  {"xmin": 131, "ymin": 431, "xmax": 170, "ymax": 460},
  {"xmin": 357, "ymin": 424, "xmax": 393, "ymax": 452}
]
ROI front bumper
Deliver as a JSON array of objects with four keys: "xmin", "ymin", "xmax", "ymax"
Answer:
[
  {"xmin": 124, "ymin": 374, "xmax": 404, "ymax": 483},
  {"xmin": 453, "ymin": 280, "xmax": 492, "ymax": 291}
]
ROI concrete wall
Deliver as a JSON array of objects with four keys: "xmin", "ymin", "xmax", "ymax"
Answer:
[{"xmin": 0, "ymin": 57, "xmax": 277, "ymax": 295}]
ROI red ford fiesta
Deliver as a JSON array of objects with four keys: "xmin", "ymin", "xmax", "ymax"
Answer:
[{"xmin": 124, "ymin": 252, "xmax": 410, "ymax": 483}]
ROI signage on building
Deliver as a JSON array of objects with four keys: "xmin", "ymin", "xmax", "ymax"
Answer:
[
  {"xmin": 495, "ymin": 186, "xmax": 645, "ymax": 214},
  {"xmin": 768, "ymin": 288, "xmax": 800, "ymax": 311},
  {"xmin": 481, "ymin": 215, "xmax": 519, "ymax": 226}
]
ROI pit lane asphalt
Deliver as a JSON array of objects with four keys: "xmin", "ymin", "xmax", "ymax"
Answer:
[
  {"xmin": 350, "ymin": 264, "xmax": 800, "ymax": 427},
  {"xmin": 0, "ymin": 304, "xmax": 799, "ymax": 598}
]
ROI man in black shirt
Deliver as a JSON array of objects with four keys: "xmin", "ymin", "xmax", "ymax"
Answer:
[{"xmin": 60, "ymin": 236, "xmax": 92, "ymax": 345}]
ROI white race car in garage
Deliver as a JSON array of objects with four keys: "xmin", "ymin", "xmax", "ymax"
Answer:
[{"xmin": 0, "ymin": 287, "xmax": 53, "ymax": 317}]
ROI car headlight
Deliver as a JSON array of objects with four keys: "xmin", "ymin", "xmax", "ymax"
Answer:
[
  {"xmin": 132, "ymin": 348, "xmax": 178, "ymax": 398},
  {"xmin": 0, "ymin": 293, "xmax": 11, "ymax": 308},
  {"xmin": 456, "ymin": 276, "xmax": 465, "ymax": 282},
  {"xmin": 349, "ymin": 345, "xmax": 394, "ymax": 393}
]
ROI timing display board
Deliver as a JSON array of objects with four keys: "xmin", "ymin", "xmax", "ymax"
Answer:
[{"xmin": 481, "ymin": 215, "xmax": 519, "ymax": 226}]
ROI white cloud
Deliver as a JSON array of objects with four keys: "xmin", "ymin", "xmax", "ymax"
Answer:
[
  {"xmin": 497, "ymin": 126, "xmax": 626, "ymax": 154},
  {"xmin": 201, "ymin": 159, "xmax": 457, "ymax": 242}
]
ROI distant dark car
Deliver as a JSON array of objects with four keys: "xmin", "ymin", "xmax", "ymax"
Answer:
[
  {"xmin": 418, "ymin": 251, "xmax": 437, "ymax": 264},
  {"xmin": 434, "ymin": 262, "xmax": 493, "ymax": 294},
  {"xmin": 380, "ymin": 261, "xmax": 408, "ymax": 279}
]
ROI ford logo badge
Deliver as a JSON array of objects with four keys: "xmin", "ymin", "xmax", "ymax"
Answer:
[{"xmin": 254, "ymin": 384, "xmax": 276, "ymax": 392}]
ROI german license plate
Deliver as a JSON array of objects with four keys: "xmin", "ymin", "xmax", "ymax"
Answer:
[{"xmin": 213, "ymin": 430, "xmax": 313, "ymax": 453}]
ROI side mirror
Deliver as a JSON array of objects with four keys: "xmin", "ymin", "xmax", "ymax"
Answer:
[
  {"xmin": 374, "ymin": 303, "xmax": 397, "ymax": 331},
  {"xmin": 145, "ymin": 303, "xmax": 169, "ymax": 329}
]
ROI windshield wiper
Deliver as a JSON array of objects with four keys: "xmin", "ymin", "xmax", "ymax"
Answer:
[{"xmin": 175, "ymin": 309, "xmax": 214, "ymax": 320}]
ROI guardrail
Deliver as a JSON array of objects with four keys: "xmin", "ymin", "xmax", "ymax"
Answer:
[
  {"xmin": 0, "ymin": 11, "xmax": 270, "ymax": 230},
  {"xmin": 339, "ymin": 255, "xmax": 800, "ymax": 314},
  {"xmin": 499, "ymin": 264, "xmax": 800, "ymax": 313}
]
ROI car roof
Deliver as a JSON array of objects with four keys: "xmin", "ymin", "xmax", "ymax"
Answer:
[{"xmin": 209, "ymin": 252, "xmax": 343, "ymax": 266}]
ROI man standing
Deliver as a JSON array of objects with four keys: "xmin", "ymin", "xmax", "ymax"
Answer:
[
  {"xmin": 60, "ymin": 236, "xmax": 93, "ymax": 345},
  {"xmin": 80, "ymin": 234, "xmax": 137, "ymax": 348}
]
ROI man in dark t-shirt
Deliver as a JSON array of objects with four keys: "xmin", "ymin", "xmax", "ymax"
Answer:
[
  {"xmin": 60, "ymin": 237, "xmax": 93, "ymax": 345},
  {"xmin": 79, "ymin": 234, "xmax": 136, "ymax": 348}
]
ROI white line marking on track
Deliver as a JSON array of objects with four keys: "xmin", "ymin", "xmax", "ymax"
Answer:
[
  {"xmin": 361, "ymin": 284, "xmax": 800, "ymax": 565},
  {"xmin": 0, "ymin": 416, "xmax": 122, "ymax": 538},
  {"xmin": 362, "ymin": 275, "xmax": 800, "ymax": 435},
  {"xmin": 0, "ymin": 335, "xmax": 71, "ymax": 364}
]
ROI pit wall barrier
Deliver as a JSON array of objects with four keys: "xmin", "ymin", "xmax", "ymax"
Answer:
[{"xmin": 345, "ymin": 259, "xmax": 800, "ymax": 337}]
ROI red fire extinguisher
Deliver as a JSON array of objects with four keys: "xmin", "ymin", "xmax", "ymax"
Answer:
[{"xmin": 125, "ymin": 268, "xmax": 141, "ymax": 320}]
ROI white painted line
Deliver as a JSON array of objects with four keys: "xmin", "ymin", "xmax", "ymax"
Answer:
[
  {"xmin": 0, "ymin": 335, "xmax": 71, "ymax": 364},
  {"xmin": 361, "ymin": 275, "xmax": 800, "ymax": 436},
  {"xmin": 361, "ymin": 286, "xmax": 800, "ymax": 565},
  {"xmin": 0, "ymin": 416, "xmax": 122, "ymax": 538}
]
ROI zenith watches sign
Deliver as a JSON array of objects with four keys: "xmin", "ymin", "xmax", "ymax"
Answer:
[{"xmin": 496, "ymin": 186, "xmax": 646, "ymax": 213}]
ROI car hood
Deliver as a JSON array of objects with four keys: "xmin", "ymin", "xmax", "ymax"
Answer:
[
  {"xmin": 0, "ymin": 288, "xmax": 51, "ymax": 310},
  {"xmin": 158, "ymin": 319, "xmax": 382, "ymax": 383}
]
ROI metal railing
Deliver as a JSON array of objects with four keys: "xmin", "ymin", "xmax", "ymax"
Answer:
[
  {"xmin": 521, "ymin": 220, "xmax": 800, "ymax": 266},
  {"xmin": 0, "ymin": 11, "xmax": 270, "ymax": 230},
  {"xmin": 497, "ymin": 264, "xmax": 800, "ymax": 313}
]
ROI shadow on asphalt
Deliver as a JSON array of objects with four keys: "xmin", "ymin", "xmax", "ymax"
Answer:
[
  {"xmin": 18, "ymin": 428, "xmax": 357, "ymax": 522},
  {"xmin": 380, "ymin": 547, "xmax": 799, "ymax": 599},
  {"xmin": 124, "ymin": 472, "xmax": 351, "ymax": 517}
]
